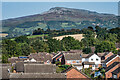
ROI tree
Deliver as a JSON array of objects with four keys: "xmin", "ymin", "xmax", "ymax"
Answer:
[
  {"xmin": 19, "ymin": 43, "xmax": 33, "ymax": 56},
  {"xmin": 61, "ymin": 55, "xmax": 65, "ymax": 65},
  {"xmin": 61, "ymin": 36, "xmax": 82, "ymax": 51},
  {"xmin": 47, "ymin": 38, "xmax": 64, "ymax": 52},
  {"xmin": 95, "ymin": 41, "xmax": 116, "ymax": 53},
  {"xmin": 2, "ymin": 39, "xmax": 21, "ymax": 57},
  {"xmin": 31, "ymin": 40, "xmax": 49, "ymax": 53},
  {"xmin": 15, "ymin": 36, "xmax": 30, "ymax": 43},
  {"xmin": 2, "ymin": 54, "xmax": 9, "ymax": 63},
  {"xmin": 83, "ymin": 47, "xmax": 92, "ymax": 54}
]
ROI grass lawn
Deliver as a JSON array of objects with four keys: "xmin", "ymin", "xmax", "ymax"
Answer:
[{"xmin": 27, "ymin": 34, "xmax": 48, "ymax": 38}]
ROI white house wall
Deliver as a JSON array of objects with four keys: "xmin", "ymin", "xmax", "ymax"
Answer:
[
  {"xmin": 82, "ymin": 58, "xmax": 89, "ymax": 62},
  {"xmin": 75, "ymin": 66, "xmax": 83, "ymax": 70},
  {"xmin": 89, "ymin": 54, "xmax": 101, "ymax": 64},
  {"xmin": 84, "ymin": 65, "xmax": 89, "ymax": 68},
  {"xmin": 66, "ymin": 60, "xmax": 82, "ymax": 64}
]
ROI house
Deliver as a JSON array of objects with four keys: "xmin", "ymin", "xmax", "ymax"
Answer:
[
  {"xmin": 52, "ymin": 50, "xmax": 83, "ymax": 63},
  {"xmin": 82, "ymin": 53, "xmax": 101, "ymax": 70},
  {"xmin": 62, "ymin": 65, "xmax": 90, "ymax": 79},
  {"xmin": 103, "ymin": 54, "xmax": 120, "ymax": 67},
  {"xmin": 52, "ymin": 51, "xmax": 63, "ymax": 63},
  {"xmin": 28, "ymin": 52, "xmax": 53, "ymax": 64},
  {"xmin": 112, "ymin": 67, "xmax": 120, "ymax": 79},
  {"xmin": 105, "ymin": 62, "xmax": 120, "ymax": 78},
  {"xmin": 10, "ymin": 62, "xmax": 66, "ymax": 80},
  {"xmin": 64, "ymin": 53, "xmax": 82, "ymax": 65},
  {"xmin": 83, "ymin": 62, "xmax": 95, "ymax": 70},
  {"xmin": 97, "ymin": 52, "xmax": 113, "ymax": 60},
  {"xmin": 9, "ymin": 73, "xmax": 66, "ymax": 80},
  {"xmin": 8, "ymin": 56, "xmax": 28, "ymax": 63}
]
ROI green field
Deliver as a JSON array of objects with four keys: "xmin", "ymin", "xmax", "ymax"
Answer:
[{"xmin": 27, "ymin": 34, "xmax": 48, "ymax": 38}]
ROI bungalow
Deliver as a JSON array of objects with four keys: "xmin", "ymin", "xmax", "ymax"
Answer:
[
  {"xmin": 10, "ymin": 63, "xmax": 66, "ymax": 80},
  {"xmin": 28, "ymin": 52, "xmax": 53, "ymax": 64}
]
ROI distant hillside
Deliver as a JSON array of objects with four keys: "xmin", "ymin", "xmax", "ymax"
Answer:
[{"xmin": 2, "ymin": 7, "xmax": 118, "ymax": 37}]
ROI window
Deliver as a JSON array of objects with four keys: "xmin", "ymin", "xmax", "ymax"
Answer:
[
  {"xmin": 76, "ymin": 61, "xmax": 79, "ymax": 63},
  {"xmin": 96, "ymin": 58, "xmax": 99, "ymax": 61},
  {"xmin": 91, "ymin": 59, "xmax": 93, "ymax": 61}
]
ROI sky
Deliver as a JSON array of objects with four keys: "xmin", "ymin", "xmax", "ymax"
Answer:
[{"xmin": 2, "ymin": 2, "xmax": 118, "ymax": 20}]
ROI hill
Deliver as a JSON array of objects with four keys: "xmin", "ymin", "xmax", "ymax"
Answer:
[{"xmin": 2, "ymin": 7, "xmax": 118, "ymax": 37}]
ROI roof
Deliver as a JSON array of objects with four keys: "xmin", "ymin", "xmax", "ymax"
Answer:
[
  {"xmin": 90, "ymin": 46, "xmax": 95, "ymax": 53},
  {"xmin": 15, "ymin": 62, "xmax": 24, "ymax": 72},
  {"xmin": 83, "ymin": 62, "xmax": 95, "ymax": 65},
  {"xmin": 52, "ymin": 52, "xmax": 63, "ymax": 59},
  {"xmin": 104, "ymin": 54, "xmax": 118, "ymax": 63},
  {"xmin": 112, "ymin": 67, "xmax": 120, "ymax": 74},
  {"xmin": 62, "ymin": 65, "xmax": 90, "ymax": 78},
  {"xmin": 97, "ymin": 53, "xmax": 105, "ymax": 57},
  {"xmin": 82, "ymin": 54, "xmax": 89, "ymax": 58},
  {"xmin": 10, "ymin": 73, "xmax": 66, "ymax": 79},
  {"xmin": 63, "ymin": 50, "xmax": 83, "ymax": 54},
  {"xmin": 0, "ymin": 64, "xmax": 11, "ymax": 79},
  {"xmin": 28, "ymin": 52, "xmax": 53, "ymax": 62},
  {"xmin": 115, "ymin": 43, "xmax": 120, "ymax": 48},
  {"xmin": 64, "ymin": 53, "xmax": 82, "ymax": 60},
  {"xmin": 8, "ymin": 57, "xmax": 27, "ymax": 63},
  {"xmin": 86, "ymin": 53, "xmax": 95, "ymax": 58},
  {"xmin": 73, "ymin": 64, "xmax": 82, "ymax": 66},
  {"xmin": 105, "ymin": 62, "xmax": 120, "ymax": 72},
  {"xmin": 24, "ymin": 64, "xmax": 56, "ymax": 73}
]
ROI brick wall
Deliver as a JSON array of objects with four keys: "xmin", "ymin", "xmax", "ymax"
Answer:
[
  {"xmin": 105, "ymin": 64, "xmax": 120, "ymax": 78},
  {"xmin": 107, "ymin": 57, "xmax": 120, "ymax": 67},
  {"xmin": 105, "ymin": 52, "xmax": 113, "ymax": 60},
  {"xmin": 117, "ymin": 72, "xmax": 120, "ymax": 78}
]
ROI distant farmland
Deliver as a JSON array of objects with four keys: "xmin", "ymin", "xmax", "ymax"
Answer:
[
  {"xmin": 0, "ymin": 33, "xmax": 8, "ymax": 37},
  {"xmin": 53, "ymin": 34, "xmax": 84, "ymax": 41}
]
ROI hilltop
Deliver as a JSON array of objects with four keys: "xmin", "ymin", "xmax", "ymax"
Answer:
[{"xmin": 2, "ymin": 7, "xmax": 118, "ymax": 37}]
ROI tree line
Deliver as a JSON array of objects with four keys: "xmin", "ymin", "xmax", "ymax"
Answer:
[{"xmin": 1, "ymin": 26, "xmax": 120, "ymax": 63}]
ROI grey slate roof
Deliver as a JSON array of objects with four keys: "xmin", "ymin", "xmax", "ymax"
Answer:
[
  {"xmin": 15, "ymin": 62, "xmax": 24, "ymax": 72},
  {"xmin": 8, "ymin": 57, "xmax": 27, "ymax": 63},
  {"xmin": 85, "ymin": 53, "xmax": 94, "ymax": 58},
  {"xmin": 83, "ymin": 61, "xmax": 95, "ymax": 65},
  {"xmin": 64, "ymin": 53, "xmax": 82, "ymax": 60},
  {"xmin": 28, "ymin": 52, "xmax": 53, "ymax": 62},
  {"xmin": 112, "ymin": 67, "xmax": 120, "ymax": 74},
  {"xmin": 24, "ymin": 64, "xmax": 56, "ymax": 73},
  {"xmin": 82, "ymin": 54, "xmax": 89, "ymax": 58},
  {"xmin": 104, "ymin": 54, "xmax": 118, "ymax": 63},
  {"xmin": 10, "ymin": 73, "xmax": 66, "ymax": 78},
  {"xmin": 0, "ymin": 64, "xmax": 11, "ymax": 79},
  {"xmin": 105, "ymin": 62, "xmax": 120, "ymax": 72}
]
